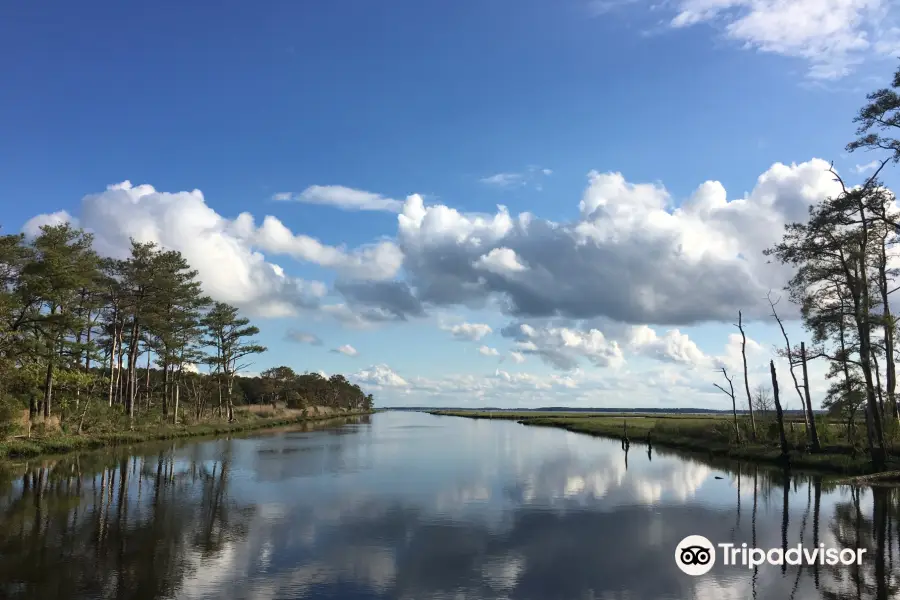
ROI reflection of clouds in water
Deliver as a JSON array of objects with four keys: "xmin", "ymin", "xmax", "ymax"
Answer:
[
  {"xmin": 636, "ymin": 461, "xmax": 711, "ymax": 504},
  {"xmin": 503, "ymin": 449, "xmax": 710, "ymax": 509},
  {"xmin": 128, "ymin": 414, "xmax": 889, "ymax": 600},
  {"xmin": 249, "ymin": 548, "xmax": 397, "ymax": 599},
  {"xmin": 481, "ymin": 554, "xmax": 525, "ymax": 592},
  {"xmin": 258, "ymin": 540, "xmax": 274, "ymax": 572},
  {"xmin": 177, "ymin": 486, "xmax": 838, "ymax": 600},
  {"xmin": 329, "ymin": 418, "xmax": 714, "ymax": 518},
  {"xmin": 178, "ymin": 506, "xmax": 398, "ymax": 600},
  {"xmin": 178, "ymin": 542, "xmax": 240, "ymax": 599},
  {"xmin": 257, "ymin": 502, "xmax": 288, "ymax": 521},
  {"xmin": 434, "ymin": 483, "xmax": 493, "ymax": 513},
  {"xmin": 694, "ymin": 576, "xmax": 751, "ymax": 600}
]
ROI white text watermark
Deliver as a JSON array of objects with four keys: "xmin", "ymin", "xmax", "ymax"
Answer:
[{"xmin": 675, "ymin": 535, "xmax": 866, "ymax": 576}]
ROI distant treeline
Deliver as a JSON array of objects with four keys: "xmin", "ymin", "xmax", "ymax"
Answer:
[{"xmin": 392, "ymin": 406, "xmax": 815, "ymax": 414}]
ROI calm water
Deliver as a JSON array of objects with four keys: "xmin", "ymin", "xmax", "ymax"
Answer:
[{"xmin": 0, "ymin": 411, "xmax": 898, "ymax": 600}]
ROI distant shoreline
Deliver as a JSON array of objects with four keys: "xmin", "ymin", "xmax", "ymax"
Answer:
[
  {"xmin": 390, "ymin": 406, "xmax": 817, "ymax": 415},
  {"xmin": 0, "ymin": 409, "xmax": 375, "ymax": 462},
  {"xmin": 428, "ymin": 410, "xmax": 890, "ymax": 477}
]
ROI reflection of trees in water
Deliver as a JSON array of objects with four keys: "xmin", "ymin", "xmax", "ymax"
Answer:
[
  {"xmin": 0, "ymin": 442, "xmax": 254, "ymax": 600},
  {"xmin": 820, "ymin": 486, "xmax": 899, "ymax": 600},
  {"xmin": 253, "ymin": 416, "xmax": 372, "ymax": 482},
  {"xmin": 690, "ymin": 459, "xmax": 900, "ymax": 600},
  {"xmin": 7, "ymin": 418, "xmax": 900, "ymax": 600}
]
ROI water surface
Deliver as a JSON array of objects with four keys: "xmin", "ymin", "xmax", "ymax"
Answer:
[{"xmin": 0, "ymin": 411, "xmax": 896, "ymax": 599}]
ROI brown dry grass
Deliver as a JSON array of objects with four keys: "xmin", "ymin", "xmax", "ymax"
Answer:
[{"xmin": 235, "ymin": 404, "xmax": 349, "ymax": 419}]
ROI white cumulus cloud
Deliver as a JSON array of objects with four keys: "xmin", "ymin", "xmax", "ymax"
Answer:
[
  {"xmin": 26, "ymin": 181, "xmax": 335, "ymax": 318},
  {"xmin": 277, "ymin": 185, "xmax": 404, "ymax": 212},
  {"xmin": 501, "ymin": 323, "xmax": 626, "ymax": 371},
  {"xmin": 668, "ymin": 0, "xmax": 898, "ymax": 79},
  {"xmin": 353, "ymin": 364, "xmax": 409, "ymax": 387},
  {"xmin": 474, "ymin": 247, "xmax": 528, "ymax": 274},
  {"xmin": 373, "ymin": 158, "xmax": 843, "ymax": 327},
  {"xmin": 333, "ymin": 344, "xmax": 359, "ymax": 357},
  {"xmin": 626, "ymin": 326, "xmax": 710, "ymax": 366},
  {"xmin": 234, "ymin": 212, "xmax": 402, "ymax": 280},
  {"xmin": 22, "ymin": 210, "xmax": 77, "ymax": 238},
  {"xmin": 441, "ymin": 321, "xmax": 494, "ymax": 341}
]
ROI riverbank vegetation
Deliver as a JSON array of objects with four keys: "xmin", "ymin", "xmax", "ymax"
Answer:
[
  {"xmin": 429, "ymin": 410, "xmax": 886, "ymax": 474},
  {"xmin": 754, "ymin": 61, "xmax": 900, "ymax": 472},
  {"xmin": 0, "ymin": 228, "xmax": 375, "ymax": 459},
  {"xmin": 0, "ymin": 413, "xmax": 373, "ymax": 598}
]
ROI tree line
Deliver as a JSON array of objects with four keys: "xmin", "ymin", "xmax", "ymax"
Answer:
[
  {"xmin": 0, "ymin": 225, "xmax": 373, "ymax": 435},
  {"xmin": 713, "ymin": 62, "xmax": 900, "ymax": 469}
]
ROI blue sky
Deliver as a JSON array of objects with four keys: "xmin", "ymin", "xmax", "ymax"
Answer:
[{"xmin": 3, "ymin": 0, "xmax": 900, "ymax": 408}]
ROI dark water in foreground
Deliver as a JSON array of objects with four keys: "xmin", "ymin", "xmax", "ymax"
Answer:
[{"xmin": 0, "ymin": 411, "xmax": 898, "ymax": 600}]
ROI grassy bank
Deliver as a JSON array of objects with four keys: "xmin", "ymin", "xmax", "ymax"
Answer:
[
  {"xmin": 0, "ymin": 407, "xmax": 374, "ymax": 461},
  {"xmin": 429, "ymin": 410, "xmax": 896, "ymax": 476}
]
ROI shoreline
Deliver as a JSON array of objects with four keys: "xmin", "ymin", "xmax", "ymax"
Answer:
[
  {"xmin": 0, "ymin": 410, "xmax": 376, "ymax": 462},
  {"xmin": 429, "ymin": 410, "xmax": 889, "ymax": 477}
]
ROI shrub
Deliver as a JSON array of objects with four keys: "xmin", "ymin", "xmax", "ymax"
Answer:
[{"xmin": 0, "ymin": 397, "xmax": 25, "ymax": 438}]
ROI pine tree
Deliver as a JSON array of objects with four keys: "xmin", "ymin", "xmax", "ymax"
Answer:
[
  {"xmin": 201, "ymin": 303, "xmax": 266, "ymax": 422},
  {"xmin": 18, "ymin": 224, "xmax": 100, "ymax": 420}
]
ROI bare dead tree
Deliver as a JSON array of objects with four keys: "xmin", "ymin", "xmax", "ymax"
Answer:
[
  {"xmin": 800, "ymin": 341, "xmax": 821, "ymax": 451},
  {"xmin": 735, "ymin": 310, "xmax": 757, "ymax": 440},
  {"xmin": 714, "ymin": 366, "xmax": 741, "ymax": 442},
  {"xmin": 767, "ymin": 292, "xmax": 821, "ymax": 450},
  {"xmin": 770, "ymin": 360, "xmax": 789, "ymax": 458},
  {"xmin": 753, "ymin": 384, "xmax": 773, "ymax": 416},
  {"xmin": 767, "ymin": 292, "xmax": 806, "ymax": 424}
]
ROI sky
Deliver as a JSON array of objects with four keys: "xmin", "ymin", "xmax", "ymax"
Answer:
[{"xmin": 3, "ymin": 0, "xmax": 900, "ymax": 409}]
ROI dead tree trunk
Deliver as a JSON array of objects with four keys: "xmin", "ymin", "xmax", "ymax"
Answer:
[
  {"xmin": 126, "ymin": 319, "xmax": 139, "ymax": 420},
  {"xmin": 42, "ymin": 356, "xmax": 53, "ymax": 420},
  {"xmin": 107, "ymin": 320, "xmax": 117, "ymax": 408},
  {"xmin": 876, "ymin": 230, "xmax": 899, "ymax": 427},
  {"xmin": 714, "ymin": 366, "xmax": 740, "ymax": 442},
  {"xmin": 800, "ymin": 342, "xmax": 821, "ymax": 451},
  {"xmin": 737, "ymin": 311, "xmax": 757, "ymax": 440},
  {"xmin": 173, "ymin": 378, "xmax": 180, "ymax": 426},
  {"xmin": 770, "ymin": 360, "xmax": 788, "ymax": 458},
  {"xmin": 768, "ymin": 294, "xmax": 809, "ymax": 429},
  {"xmin": 144, "ymin": 348, "xmax": 152, "ymax": 411}
]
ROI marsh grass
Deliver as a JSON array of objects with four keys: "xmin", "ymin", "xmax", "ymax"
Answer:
[
  {"xmin": 431, "ymin": 410, "xmax": 888, "ymax": 475},
  {"xmin": 0, "ymin": 409, "xmax": 374, "ymax": 461}
]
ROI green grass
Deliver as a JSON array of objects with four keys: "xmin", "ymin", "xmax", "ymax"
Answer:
[
  {"xmin": 428, "ymin": 410, "xmax": 729, "ymax": 421},
  {"xmin": 0, "ymin": 410, "xmax": 374, "ymax": 461},
  {"xmin": 430, "ymin": 410, "xmax": 886, "ymax": 476}
]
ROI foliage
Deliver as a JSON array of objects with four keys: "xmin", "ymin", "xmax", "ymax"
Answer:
[
  {"xmin": 0, "ymin": 225, "xmax": 375, "ymax": 453},
  {"xmin": 249, "ymin": 368, "xmax": 373, "ymax": 412}
]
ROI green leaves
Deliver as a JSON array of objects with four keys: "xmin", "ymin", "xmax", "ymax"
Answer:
[
  {"xmin": 19, "ymin": 224, "xmax": 100, "ymax": 362},
  {"xmin": 847, "ymin": 70, "xmax": 900, "ymax": 161},
  {"xmin": 0, "ymin": 223, "xmax": 375, "ymax": 427},
  {"xmin": 201, "ymin": 302, "xmax": 266, "ymax": 377}
]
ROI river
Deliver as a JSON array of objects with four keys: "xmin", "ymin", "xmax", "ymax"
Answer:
[{"xmin": 0, "ymin": 410, "xmax": 895, "ymax": 599}]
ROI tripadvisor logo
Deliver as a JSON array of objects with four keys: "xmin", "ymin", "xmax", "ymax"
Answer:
[
  {"xmin": 675, "ymin": 535, "xmax": 716, "ymax": 576},
  {"xmin": 675, "ymin": 535, "xmax": 867, "ymax": 576}
]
